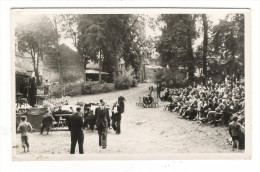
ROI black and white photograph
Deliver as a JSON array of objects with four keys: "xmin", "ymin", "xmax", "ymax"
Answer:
[{"xmin": 11, "ymin": 8, "xmax": 250, "ymax": 160}]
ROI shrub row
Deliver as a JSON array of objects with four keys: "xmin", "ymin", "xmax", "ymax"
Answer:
[
  {"xmin": 115, "ymin": 76, "xmax": 138, "ymax": 90},
  {"xmin": 49, "ymin": 78, "xmax": 138, "ymax": 98}
]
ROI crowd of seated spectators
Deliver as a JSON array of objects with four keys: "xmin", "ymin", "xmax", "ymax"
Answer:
[{"xmin": 162, "ymin": 78, "xmax": 245, "ymax": 128}]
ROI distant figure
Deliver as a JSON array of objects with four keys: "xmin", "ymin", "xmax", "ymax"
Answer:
[
  {"xmin": 68, "ymin": 107, "xmax": 84, "ymax": 154},
  {"xmin": 150, "ymin": 86, "xmax": 154, "ymax": 95},
  {"xmin": 40, "ymin": 110, "xmax": 55, "ymax": 135},
  {"xmin": 112, "ymin": 96, "xmax": 125, "ymax": 134},
  {"xmin": 28, "ymin": 75, "xmax": 37, "ymax": 107},
  {"xmin": 111, "ymin": 102, "xmax": 119, "ymax": 132},
  {"xmin": 17, "ymin": 116, "xmax": 33, "ymax": 153},
  {"xmin": 228, "ymin": 116, "xmax": 242, "ymax": 151},
  {"xmin": 44, "ymin": 80, "xmax": 51, "ymax": 96},
  {"xmin": 95, "ymin": 99, "xmax": 110, "ymax": 149},
  {"xmin": 157, "ymin": 83, "xmax": 161, "ymax": 98}
]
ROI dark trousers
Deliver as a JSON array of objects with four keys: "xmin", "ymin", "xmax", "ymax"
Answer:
[
  {"xmin": 89, "ymin": 122, "xmax": 94, "ymax": 131},
  {"xmin": 112, "ymin": 119, "xmax": 117, "ymax": 131},
  {"xmin": 180, "ymin": 107, "xmax": 188, "ymax": 116},
  {"xmin": 112, "ymin": 118, "xmax": 121, "ymax": 134},
  {"xmin": 97, "ymin": 125, "xmax": 107, "ymax": 147},
  {"xmin": 70, "ymin": 132, "xmax": 84, "ymax": 154},
  {"xmin": 40, "ymin": 125, "xmax": 51, "ymax": 134},
  {"xmin": 188, "ymin": 110, "xmax": 197, "ymax": 120},
  {"xmin": 224, "ymin": 112, "xmax": 231, "ymax": 125}
]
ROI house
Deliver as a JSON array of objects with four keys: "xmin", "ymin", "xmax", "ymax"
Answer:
[
  {"xmin": 85, "ymin": 60, "xmax": 109, "ymax": 81},
  {"xmin": 118, "ymin": 58, "xmax": 126, "ymax": 76},
  {"xmin": 15, "ymin": 42, "xmax": 32, "ymax": 97},
  {"xmin": 42, "ymin": 43, "xmax": 85, "ymax": 84}
]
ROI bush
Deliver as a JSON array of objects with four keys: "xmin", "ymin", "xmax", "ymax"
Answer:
[
  {"xmin": 115, "ymin": 76, "xmax": 132, "ymax": 90},
  {"xmin": 50, "ymin": 84, "xmax": 63, "ymax": 98},
  {"xmin": 81, "ymin": 81, "xmax": 115, "ymax": 94},
  {"xmin": 102, "ymin": 85, "xmax": 111, "ymax": 92},
  {"xmin": 51, "ymin": 89, "xmax": 63, "ymax": 98},
  {"xmin": 63, "ymin": 75, "xmax": 80, "ymax": 83},
  {"xmin": 131, "ymin": 78, "xmax": 138, "ymax": 87},
  {"xmin": 50, "ymin": 80, "xmax": 84, "ymax": 98}
]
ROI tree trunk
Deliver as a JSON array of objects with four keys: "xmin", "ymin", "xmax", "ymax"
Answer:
[
  {"xmin": 99, "ymin": 51, "xmax": 102, "ymax": 83},
  {"xmin": 57, "ymin": 57, "xmax": 62, "ymax": 84},
  {"xmin": 186, "ymin": 26, "xmax": 195, "ymax": 82},
  {"xmin": 202, "ymin": 14, "xmax": 208, "ymax": 86},
  {"xmin": 83, "ymin": 56, "xmax": 86, "ymax": 84},
  {"xmin": 35, "ymin": 54, "xmax": 40, "ymax": 85},
  {"xmin": 31, "ymin": 51, "xmax": 40, "ymax": 85},
  {"xmin": 53, "ymin": 16, "xmax": 63, "ymax": 85}
]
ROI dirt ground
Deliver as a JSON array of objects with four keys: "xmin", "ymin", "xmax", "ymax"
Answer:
[{"xmin": 15, "ymin": 83, "xmax": 242, "ymax": 155}]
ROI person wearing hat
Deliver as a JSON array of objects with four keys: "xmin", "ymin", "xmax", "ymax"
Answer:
[
  {"xmin": 116, "ymin": 96, "xmax": 125, "ymax": 134},
  {"xmin": 95, "ymin": 99, "xmax": 110, "ymax": 149},
  {"xmin": 17, "ymin": 116, "xmax": 33, "ymax": 153}
]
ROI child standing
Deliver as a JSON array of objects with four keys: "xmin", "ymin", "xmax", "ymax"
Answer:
[
  {"xmin": 228, "ymin": 115, "xmax": 241, "ymax": 151},
  {"xmin": 17, "ymin": 116, "xmax": 33, "ymax": 153}
]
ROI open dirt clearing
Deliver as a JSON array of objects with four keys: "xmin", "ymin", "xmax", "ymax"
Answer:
[{"xmin": 15, "ymin": 84, "xmax": 241, "ymax": 155}]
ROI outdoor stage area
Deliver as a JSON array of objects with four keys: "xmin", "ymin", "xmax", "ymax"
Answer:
[{"xmin": 15, "ymin": 84, "xmax": 243, "ymax": 155}]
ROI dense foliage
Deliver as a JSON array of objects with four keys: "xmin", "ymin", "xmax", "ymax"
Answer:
[
  {"xmin": 77, "ymin": 14, "xmax": 146, "ymax": 83},
  {"xmin": 156, "ymin": 14, "xmax": 197, "ymax": 82}
]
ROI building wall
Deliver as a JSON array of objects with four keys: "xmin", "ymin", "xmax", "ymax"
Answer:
[
  {"xmin": 42, "ymin": 44, "xmax": 85, "ymax": 84},
  {"xmin": 15, "ymin": 52, "xmax": 23, "ymax": 68},
  {"xmin": 118, "ymin": 63, "xmax": 125, "ymax": 76}
]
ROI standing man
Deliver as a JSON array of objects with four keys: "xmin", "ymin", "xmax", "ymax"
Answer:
[
  {"xmin": 28, "ymin": 73, "xmax": 37, "ymax": 107},
  {"xmin": 95, "ymin": 99, "xmax": 110, "ymax": 149},
  {"xmin": 68, "ymin": 107, "xmax": 84, "ymax": 154},
  {"xmin": 44, "ymin": 80, "xmax": 51, "ymax": 96}
]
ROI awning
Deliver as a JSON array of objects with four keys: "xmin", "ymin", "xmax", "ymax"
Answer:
[
  {"xmin": 145, "ymin": 65, "xmax": 163, "ymax": 69},
  {"xmin": 85, "ymin": 69, "xmax": 109, "ymax": 75},
  {"xmin": 15, "ymin": 67, "xmax": 30, "ymax": 76}
]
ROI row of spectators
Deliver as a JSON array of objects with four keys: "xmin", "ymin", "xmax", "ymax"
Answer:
[{"xmin": 161, "ymin": 79, "xmax": 245, "ymax": 149}]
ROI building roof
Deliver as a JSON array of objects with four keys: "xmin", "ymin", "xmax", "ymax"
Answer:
[
  {"xmin": 15, "ymin": 67, "xmax": 30, "ymax": 76},
  {"xmin": 145, "ymin": 65, "xmax": 162, "ymax": 69},
  {"xmin": 85, "ymin": 69, "xmax": 109, "ymax": 74},
  {"xmin": 86, "ymin": 61, "xmax": 99, "ymax": 69}
]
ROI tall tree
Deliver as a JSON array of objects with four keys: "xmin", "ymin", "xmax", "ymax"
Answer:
[
  {"xmin": 16, "ymin": 15, "xmax": 56, "ymax": 85},
  {"xmin": 46, "ymin": 14, "xmax": 64, "ymax": 85},
  {"xmin": 156, "ymin": 14, "xmax": 197, "ymax": 82},
  {"xmin": 122, "ymin": 14, "xmax": 146, "ymax": 79},
  {"xmin": 77, "ymin": 14, "xmax": 143, "ymax": 83},
  {"xmin": 202, "ymin": 14, "xmax": 208, "ymax": 85},
  {"xmin": 212, "ymin": 14, "xmax": 244, "ymax": 75}
]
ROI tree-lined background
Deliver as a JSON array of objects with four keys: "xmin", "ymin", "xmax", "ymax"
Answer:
[{"xmin": 16, "ymin": 13, "xmax": 244, "ymax": 88}]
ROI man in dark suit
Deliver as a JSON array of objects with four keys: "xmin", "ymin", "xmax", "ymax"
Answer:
[
  {"xmin": 68, "ymin": 107, "xmax": 84, "ymax": 154},
  {"xmin": 40, "ymin": 110, "xmax": 55, "ymax": 135},
  {"xmin": 95, "ymin": 99, "xmax": 110, "ymax": 149}
]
